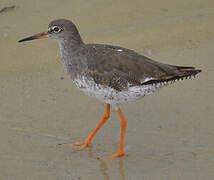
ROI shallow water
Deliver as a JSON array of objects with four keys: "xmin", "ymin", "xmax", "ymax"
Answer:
[{"xmin": 0, "ymin": 0, "xmax": 214, "ymax": 179}]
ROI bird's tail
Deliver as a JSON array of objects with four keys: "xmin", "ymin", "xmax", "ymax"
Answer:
[
  {"xmin": 174, "ymin": 66, "xmax": 201, "ymax": 79},
  {"xmin": 142, "ymin": 66, "xmax": 201, "ymax": 85}
]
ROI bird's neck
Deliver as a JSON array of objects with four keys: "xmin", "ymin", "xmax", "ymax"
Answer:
[
  {"xmin": 58, "ymin": 37, "xmax": 84, "ymax": 76},
  {"xmin": 61, "ymin": 34, "xmax": 83, "ymax": 48},
  {"xmin": 58, "ymin": 37, "xmax": 83, "ymax": 60}
]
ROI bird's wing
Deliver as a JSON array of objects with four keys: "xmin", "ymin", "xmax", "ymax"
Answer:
[{"xmin": 82, "ymin": 44, "xmax": 199, "ymax": 91}]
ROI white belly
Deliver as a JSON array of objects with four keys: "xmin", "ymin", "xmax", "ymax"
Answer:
[{"xmin": 72, "ymin": 76, "xmax": 171, "ymax": 106}]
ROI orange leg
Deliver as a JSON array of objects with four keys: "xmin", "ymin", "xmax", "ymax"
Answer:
[
  {"xmin": 60, "ymin": 104, "xmax": 110, "ymax": 149},
  {"xmin": 105, "ymin": 107, "xmax": 127, "ymax": 158}
]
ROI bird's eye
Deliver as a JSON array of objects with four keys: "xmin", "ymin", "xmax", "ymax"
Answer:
[{"xmin": 52, "ymin": 26, "xmax": 61, "ymax": 33}]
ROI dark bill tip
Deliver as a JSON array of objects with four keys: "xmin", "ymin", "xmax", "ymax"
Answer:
[{"xmin": 18, "ymin": 32, "xmax": 48, "ymax": 43}]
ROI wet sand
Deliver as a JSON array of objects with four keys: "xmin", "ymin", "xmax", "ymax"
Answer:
[{"xmin": 0, "ymin": 0, "xmax": 214, "ymax": 179}]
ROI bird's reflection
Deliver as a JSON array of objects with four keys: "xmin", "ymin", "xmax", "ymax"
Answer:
[
  {"xmin": 118, "ymin": 158, "xmax": 126, "ymax": 180},
  {"xmin": 99, "ymin": 159, "xmax": 110, "ymax": 180},
  {"xmin": 87, "ymin": 147, "xmax": 126, "ymax": 180}
]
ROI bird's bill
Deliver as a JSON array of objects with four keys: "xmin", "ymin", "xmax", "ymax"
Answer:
[{"xmin": 18, "ymin": 32, "xmax": 48, "ymax": 43}]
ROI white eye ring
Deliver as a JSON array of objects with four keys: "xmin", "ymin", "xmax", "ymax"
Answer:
[{"xmin": 48, "ymin": 26, "xmax": 62, "ymax": 33}]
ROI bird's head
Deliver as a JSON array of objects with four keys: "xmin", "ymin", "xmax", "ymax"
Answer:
[{"xmin": 19, "ymin": 19, "xmax": 82, "ymax": 44}]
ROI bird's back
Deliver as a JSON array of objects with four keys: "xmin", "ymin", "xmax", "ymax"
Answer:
[
  {"xmin": 68, "ymin": 43, "xmax": 201, "ymax": 106},
  {"xmin": 76, "ymin": 44, "xmax": 200, "ymax": 90}
]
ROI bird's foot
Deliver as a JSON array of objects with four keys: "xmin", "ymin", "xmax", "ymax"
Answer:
[
  {"xmin": 103, "ymin": 151, "xmax": 128, "ymax": 159},
  {"xmin": 59, "ymin": 140, "xmax": 90, "ymax": 150}
]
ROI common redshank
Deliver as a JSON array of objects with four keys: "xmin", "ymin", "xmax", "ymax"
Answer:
[{"xmin": 19, "ymin": 19, "xmax": 201, "ymax": 158}]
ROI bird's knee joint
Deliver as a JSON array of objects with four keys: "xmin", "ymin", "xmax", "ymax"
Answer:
[{"xmin": 104, "ymin": 113, "xmax": 110, "ymax": 119}]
